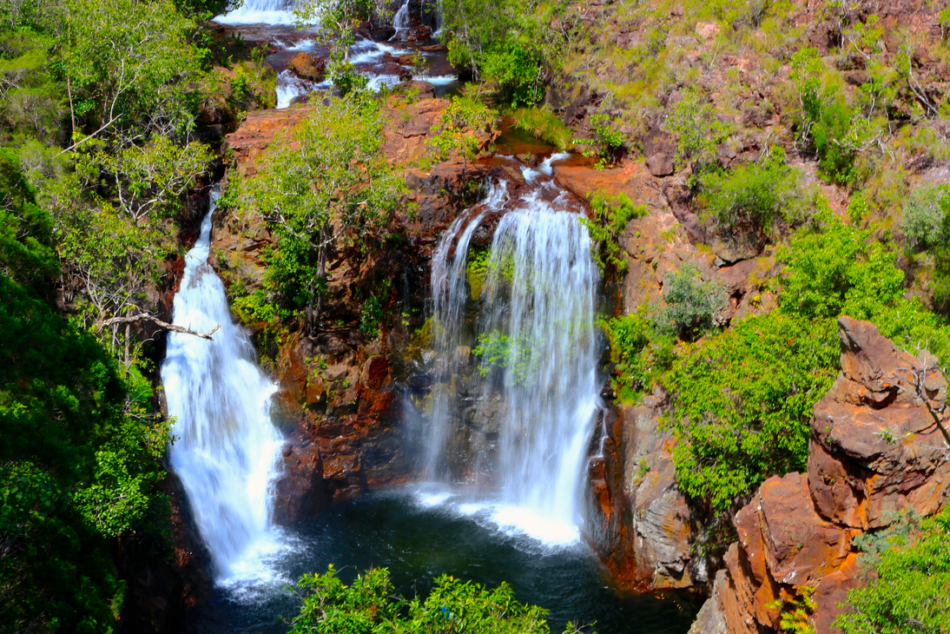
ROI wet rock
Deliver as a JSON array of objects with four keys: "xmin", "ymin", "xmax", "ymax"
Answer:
[
  {"xmin": 589, "ymin": 398, "xmax": 702, "ymax": 591},
  {"xmin": 288, "ymin": 52, "xmax": 326, "ymax": 82}
]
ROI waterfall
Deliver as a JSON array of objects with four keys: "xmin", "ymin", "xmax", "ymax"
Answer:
[
  {"xmin": 215, "ymin": 0, "xmax": 297, "ymax": 24},
  {"xmin": 161, "ymin": 191, "xmax": 288, "ymax": 586},
  {"xmin": 425, "ymin": 165, "xmax": 601, "ymax": 546},
  {"xmin": 390, "ymin": 0, "xmax": 410, "ymax": 39}
]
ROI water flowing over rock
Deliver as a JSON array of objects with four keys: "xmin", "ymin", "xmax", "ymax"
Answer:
[
  {"xmin": 425, "ymin": 165, "xmax": 602, "ymax": 544},
  {"xmin": 689, "ymin": 316, "xmax": 950, "ymax": 634},
  {"xmin": 161, "ymin": 191, "xmax": 288, "ymax": 585}
]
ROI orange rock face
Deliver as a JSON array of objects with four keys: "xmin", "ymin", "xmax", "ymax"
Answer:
[{"xmin": 690, "ymin": 317, "xmax": 950, "ymax": 634}]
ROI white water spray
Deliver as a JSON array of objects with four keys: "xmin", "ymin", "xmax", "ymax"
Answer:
[
  {"xmin": 426, "ymin": 169, "xmax": 601, "ymax": 547},
  {"xmin": 162, "ymin": 191, "xmax": 288, "ymax": 587},
  {"xmin": 215, "ymin": 0, "xmax": 297, "ymax": 24}
]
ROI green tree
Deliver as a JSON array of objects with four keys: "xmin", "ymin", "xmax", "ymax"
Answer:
[
  {"xmin": 289, "ymin": 565, "xmax": 585, "ymax": 634},
  {"xmin": 0, "ymin": 274, "xmax": 171, "ymax": 633},
  {"xmin": 57, "ymin": 0, "xmax": 205, "ymax": 145},
  {"xmin": 441, "ymin": 0, "xmax": 576, "ymax": 106},
  {"xmin": 699, "ymin": 148, "xmax": 804, "ymax": 235},
  {"xmin": 779, "ymin": 209, "xmax": 950, "ymax": 367},
  {"xmin": 235, "ymin": 96, "xmax": 404, "ymax": 333},
  {"xmin": 664, "ymin": 312, "xmax": 839, "ymax": 511},
  {"xmin": 656, "ymin": 263, "xmax": 726, "ymax": 342},
  {"xmin": 835, "ymin": 505, "xmax": 950, "ymax": 634}
]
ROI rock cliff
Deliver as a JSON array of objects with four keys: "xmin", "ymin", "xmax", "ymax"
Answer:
[{"xmin": 689, "ymin": 317, "xmax": 950, "ymax": 634}]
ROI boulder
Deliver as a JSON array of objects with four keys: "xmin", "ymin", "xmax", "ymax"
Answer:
[{"xmin": 288, "ymin": 52, "xmax": 326, "ymax": 82}]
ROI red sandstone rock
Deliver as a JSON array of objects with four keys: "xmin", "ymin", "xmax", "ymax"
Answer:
[
  {"xmin": 693, "ymin": 318, "xmax": 950, "ymax": 634},
  {"xmin": 288, "ymin": 52, "xmax": 326, "ymax": 81}
]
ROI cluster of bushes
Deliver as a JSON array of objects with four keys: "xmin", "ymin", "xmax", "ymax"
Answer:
[{"xmin": 288, "ymin": 565, "xmax": 587, "ymax": 634}]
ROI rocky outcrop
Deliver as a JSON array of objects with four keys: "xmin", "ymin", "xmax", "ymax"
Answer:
[
  {"xmin": 213, "ymin": 91, "xmax": 501, "ymax": 524},
  {"xmin": 691, "ymin": 317, "xmax": 950, "ymax": 634},
  {"xmin": 587, "ymin": 395, "xmax": 704, "ymax": 591}
]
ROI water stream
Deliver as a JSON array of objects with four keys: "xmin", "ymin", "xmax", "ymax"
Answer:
[
  {"xmin": 161, "ymin": 191, "xmax": 289, "ymax": 588},
  {"xmin": 424, "ymin": 158, "xmax": 601, "ymax": 545}
]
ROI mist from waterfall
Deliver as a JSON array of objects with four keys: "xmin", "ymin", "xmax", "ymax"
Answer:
[
  {"xmin": 424, "ymin": 164, "xmax": 601, "ymax": 547},
  {"xmin": 161, "ymin": 191, "xmax": 289, "ymax": 589}
]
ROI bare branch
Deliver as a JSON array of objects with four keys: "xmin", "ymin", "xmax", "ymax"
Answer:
[{"xmin": 98, "ymin": 314, "xmax": 221, "ymax": 340}]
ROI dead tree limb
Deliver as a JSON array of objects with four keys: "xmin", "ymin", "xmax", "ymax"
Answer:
[{"xmin": 98, "ymin": 314, "xmax": 221, "ymax": 340}]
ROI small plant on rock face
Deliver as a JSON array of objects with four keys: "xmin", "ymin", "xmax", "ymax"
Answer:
[
  {"xmin": 767, "ymin": 586, "xmax": 817, "ymax": 634},
  {"xmin": 665, "ymin": 89, "xmax": 728, "ymax": 182},
  {"xmin": 580, "ymin": 190, "xmax": 646, "ymax": 274},
  {"xmin": 575, "ymin": 114, "xmax": 625, "ymax": 167},
  {"xmin": 901, "ymin": 183, "xmax": 949, "ymax": 251},
  {"xmin": 655, "ymin": 263, "xmax": 726, "ymax": 342}
]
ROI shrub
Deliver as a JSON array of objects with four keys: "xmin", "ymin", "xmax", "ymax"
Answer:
[
  {"xmin": 665, "ymin": 89, "xmax": 728, "ymax": 178},
  {"xmin": 778, "ymin": 210, "xmax": 903, "ymax": 321},
  {"xmin": 901, "ymin": 183, "xmax": 949, "ymax": 250},
  {"xmin": 580, "ymin": 190, "xmax": 645, "ymax": 274},
  {"xmin": 780, "ymin": 209, "xmax": 950, "ymax": 369},
  {"xmin": 603, "ymin": 307, "xmax": 676, "ymax": 404},
  {"xmin": 835, "ymin": 505, "xmax": 950, "ymax": 634},
  {"xmin": 511, "ymin": 106, "xmax": 573, "ymax": 150},
  {"xmin": 699, "ymin": 148, "xmax": 803, "ymax": 235},
  {"xmin": 288, "ymin": 565, "xmax": 582, "ymax": 634},
  {"xmin": 664, "ymin": 312, "xmax": 839, "ymax": 512},
  {"xmin": 656, "ymin": 263, "xmax": 726, "ymax": 341}
]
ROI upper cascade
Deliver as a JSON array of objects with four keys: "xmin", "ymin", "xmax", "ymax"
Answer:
[{"xmin": 215, "ymin": 0, "xmax": 297, "ymax": 25}]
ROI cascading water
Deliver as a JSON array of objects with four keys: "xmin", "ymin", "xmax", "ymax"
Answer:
[
  {"xmin": 425, "ymin": 160, "xmax": 601, "ymax": 546},
  {"xmin": 390, "ymin": 0, "xmax": 410, "ymax": 39},
  {"xmin": 161, "ymin": 191, "xmax": 288, "ymax": 587},
  {"xmin": 215, "ymin": 0, "xmax": 296, "ymax": 24}
]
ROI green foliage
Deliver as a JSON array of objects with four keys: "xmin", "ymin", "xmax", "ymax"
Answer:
[
  {"xmin": 575, "ymin": 114, "xmax": 625, "ymax": 166},
  {"xmin": 779, "ymin": 210, "xmax": 950, "ymax": 367},
  {"xmin": 358, "ymin": 295, "xmax": 386, "ymax": 339},
  {"xmin": 0, "ymin": 148, "xmax": 56, "ymax": 289},
  {"xmin": 698, "ymin": 148, "xmax": 804, "ymax": 234},
  {"xmin": 0, "ymin": 274, "xmax": 171, "ymax": 633},
  {"xmin": 664, "ymin": 312, "xmax": 838, "ymax": 511},
  {"xmin": 847, "ymin": 191, "xmax": 869, "ymax": 226},
  {"xmin": 473, "ymin": 331, "xmax": 536, "ymax": 384},
  {"xmin": 480, "ymin": 40, "xmax": 543, "ymax": 107},
  {"xmin": 510, "ymin": 106, "xmax": 573, "ymax": 150},
  {"xmin": 426, "ymin": 96, "xmax": 495, "ymax": 170},
  {"xmin": 602, "ymin": 307, "xmax": 676, "ymax": 404},
  {"xmin": 235, "ymin": 96, "xmax": 404, "ymax": 330},
  {"xmin": 58, "ymin": 0, "xmax": 206, "ymax": 136},
  {"xmin": 665, "ymin": 90, "xmax": 728, "ymax": 178},
  {"xmin": 789, "ymin": 47, "xmax": 877, "ymax": 185},
  {"xmin": 295, "ymin": 0, "xmax": 377, "ymax": 95},
  {"xmin": 442, "ymin": 0, "xmax": 576, "ymax": 107},
  {"xmin": 901, "ymin": 183, "xmax": 948, "ymax": 250},
  {"xmin": 232, "ymin": 287, "xmax": 280, "ymax": 325},
  {"xmin": 289, "ymin": 565, "xmax": 580, "ymax": 634},
  {"xmin": 466, "ymin": 248, "xmax": 491, "ymax": 299},
  {"xmin": 778, "ymin": 210, "xmax": 903, "ymax": 321},
  {"xmin": 580, "ymin": 190, "xmax": 645, "ymax": 273},
  {"xmin": 767, "ymin": 586, "xmax": 817, "ymax": 634},
  {"xmin": 835, "ymin": 506, "xmax": 950, "ymax": 634},
  {"xmin": 656, "ymin": 263, "xmax": 726, "ymax": 342}
]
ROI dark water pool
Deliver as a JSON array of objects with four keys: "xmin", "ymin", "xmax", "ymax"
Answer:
[{"xmin": 181, "ymin": 490, "xmax": 700, "ymax": 634}]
